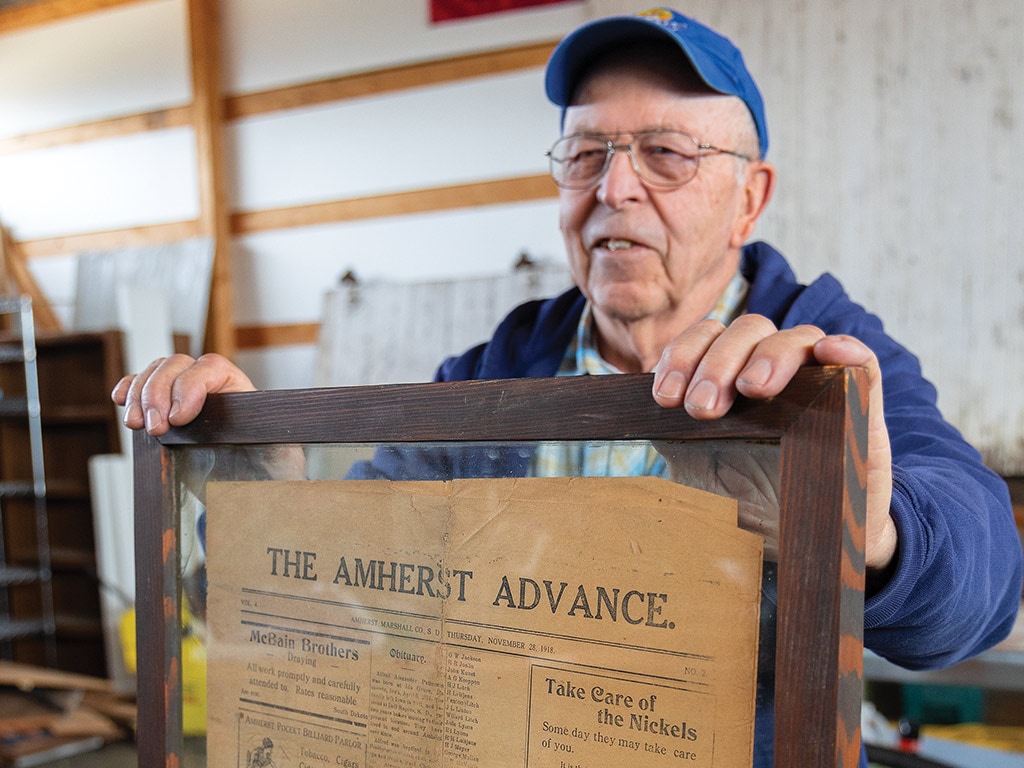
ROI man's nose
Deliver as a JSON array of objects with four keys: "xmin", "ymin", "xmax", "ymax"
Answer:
[{"xmin": 596, "ymin": 148, "xmax": 646, "ymax": 208}]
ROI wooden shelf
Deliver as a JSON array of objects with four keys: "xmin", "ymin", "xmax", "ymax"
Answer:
[
  {"xmin": 0, "ymin": 481, "xmax": 36, "ymax": 498},
  {"xmin": 0, "ymin": 346, "xmax": 26, "ymax": 364},
  {"xmin": 48, "ymin": 548, "xmax": 97, "ymax": 570},
  {"xmin": 40, "ymin": 405, "xmax": 120, "ymax": 423},
  {"xmin": 0, "ymin": 330, "xmax": 124, "ymax": 677},
  {"xmin": 0, "ymin": 565, "xmax": 45, "ymax": 587},
  {"xmin": 0, "ymin": 396, "xmax": 29, "ymax": 416},
  {"xmin": 0, "ymin": 618, "xmax": 48, "ymax": 642},
  {"xmin": 53, "ymin": 613, "xmax": 104, "ymax": 640},
  {"xmin": 32, "ymin": 478, "xmax": 90, "ymax": 500}
]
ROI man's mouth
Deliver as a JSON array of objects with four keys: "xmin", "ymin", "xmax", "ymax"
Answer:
[{"xmin": 598, "ymin": 238, "xmax": 638, "ymax": 251}]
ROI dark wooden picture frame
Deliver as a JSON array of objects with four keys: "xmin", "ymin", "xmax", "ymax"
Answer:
[{"xmin": 133, "ymin": 368, "xmax": 868, "ymax": 768}]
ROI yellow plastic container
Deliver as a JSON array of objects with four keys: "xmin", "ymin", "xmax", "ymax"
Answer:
[{"xmin": 121, "ymin": 607, "xmax": 208, "ymax": 736}]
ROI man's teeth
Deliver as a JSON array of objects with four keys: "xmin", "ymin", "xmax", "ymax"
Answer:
[{"xmin": 605, "ymin": 239, "xmax": 634, "ymax": 251}]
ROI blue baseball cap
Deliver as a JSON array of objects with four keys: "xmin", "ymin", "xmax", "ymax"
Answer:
[{"xmin": 545, "ymin": 7, "xmax": 769, "ymax": 158}]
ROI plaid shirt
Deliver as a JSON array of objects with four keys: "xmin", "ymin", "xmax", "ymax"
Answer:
[{"xmin": 528, "ymin": 270, "xmax": 749, "ymax": 478}]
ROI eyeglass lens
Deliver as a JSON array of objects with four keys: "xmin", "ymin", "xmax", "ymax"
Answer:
[{"xmin": 548, "ymin": 131, "xmax": 702, "ymax": 189}]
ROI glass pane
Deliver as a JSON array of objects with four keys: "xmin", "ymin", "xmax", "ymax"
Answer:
[{"xmin": 169, "ymin": 438, "xmax": 781, "ymax": 768}]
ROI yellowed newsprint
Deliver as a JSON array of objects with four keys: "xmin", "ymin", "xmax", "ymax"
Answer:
[{"xmin": 206, "ymin": 476, "xmax": 764, "ymax": 768}]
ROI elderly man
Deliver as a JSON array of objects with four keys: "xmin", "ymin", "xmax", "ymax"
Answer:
[{"xmin": 115, "ymin": 7, "xmax": 1022, "ymax": 767}]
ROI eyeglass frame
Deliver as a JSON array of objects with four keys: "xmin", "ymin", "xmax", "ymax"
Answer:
[{"xmin": 544, "ymin": 129, "xmax": 754, "ymax": 190}]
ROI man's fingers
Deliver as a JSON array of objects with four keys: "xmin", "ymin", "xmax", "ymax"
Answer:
[
  {"xmin": 684, "ymin": 315, "xmax": 782, "ymax": 415},
  {"xmin": 166, "ymin": 353, "xmax": 257, "ymax": 427},
  {"xmin": 652, "ymin": 318, "xmax": 727, "ymax": 407},
  {"xmin": 110, "ymin": 374, "xmax": 136, "ymax": 407},
  {"xmin": 113, "ymin": 353, "xmax": 257, "ymax": 436},
  {"xmin": 654, "ymin": 317, "xmax": 825, "ymax": 419},
  {"xmin": 813, "ymin": 335, "xmax": 896, "ymax": 569},
  {"xmin": 125, "ymin": 355, "xmax": 196, "ymax": 434},
  {"xmin": 119, "ymin": 356, "xmax": 172, "ymax": 431},
  {"xmin": 812, "ymin": 334, "xmax": 879, "ymax": 374},
  {"xmin": 733, "ymin": 324, "xmax": 826, "ymax": 399}
]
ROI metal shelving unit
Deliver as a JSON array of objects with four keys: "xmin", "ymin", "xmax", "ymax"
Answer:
[{"xmin": 0, "ymin": 295, "xmax": 56, "ymax": 665}]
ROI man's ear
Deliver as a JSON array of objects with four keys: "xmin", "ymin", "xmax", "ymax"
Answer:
[{"xmin": 730, "ymin": 161, "xmax": 776, "ymax": 248}]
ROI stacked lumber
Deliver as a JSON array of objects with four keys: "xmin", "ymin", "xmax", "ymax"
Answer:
[{"xmin": 0, "ymin": 661, "xmax": 135, "ymax": 766}]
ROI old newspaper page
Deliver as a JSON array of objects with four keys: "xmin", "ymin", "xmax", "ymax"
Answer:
[{"xmin": 206, "ymin": 476, "xmax": 764, "ymax": 768}]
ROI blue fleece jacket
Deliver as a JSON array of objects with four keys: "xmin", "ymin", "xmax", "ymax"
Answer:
[{"xmin": 353, "ymin": 240, "xmax": 1023, "ymax": 767}]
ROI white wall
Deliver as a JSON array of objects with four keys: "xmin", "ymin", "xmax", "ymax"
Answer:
[
  {"xmin": 0, "ymin": 1, "xmax": 191, "ymax": 135},
  {"xmin": 0, "ymin": 0, "xmax": 583, "ymax": 357},
  {"xmin": 1, "ymin": 0, "xmax": 1022, "ymax": 472}
]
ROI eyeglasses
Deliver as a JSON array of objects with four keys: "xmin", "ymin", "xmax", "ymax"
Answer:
[{"xmin": 545, "ymin": 130, "xmax": 753, "ymax": 190}]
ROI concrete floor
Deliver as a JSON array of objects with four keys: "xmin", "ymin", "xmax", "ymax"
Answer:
[{"xmin": 42, "ymin": 738, "xmax": 206, "ymax": 767}]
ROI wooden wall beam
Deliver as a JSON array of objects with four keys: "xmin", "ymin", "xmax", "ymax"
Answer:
[
  {"xmin": 0, "ymin": 41, "xmax": 558, "ymax": 152},
  {"xmin": 226, "ymin": 40, "xmax": 557, "ymax": 120},
  {"xmin": 15, "ymin": 173, "xmax": 557, "ymax": 259},
  {"xmin": 187, "ymin": 0, "xmax": 234, "ymax": 359},
  {"xmin": 0, "ymin": 0, "xmax": 139, "ymax": 33},
  {"xmin": 0, "ymin": 105, "xmax": 192, "ymax": 156},
  {"xmin": 235, "ymin": 322, "xmax": 320, "ymax": 350},
  {"xmin": 17, "ymin": 219, "xmax": 202, "ymax": 260},
  {"xmin": 231, "ymin": 175, "xmax": 557, "ymax": 234}
]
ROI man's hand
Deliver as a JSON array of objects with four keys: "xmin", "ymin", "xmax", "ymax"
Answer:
[
  {"xmin": 651, "ymin": 315, "xmax": 898, "ymax": 573},
  {"xmin": 111, "ymin": 353, "xmax": 257, "ymax": 437},
  {"xmin": 113, "ymin": 354, "xmax": 306, "ymax": 483}
]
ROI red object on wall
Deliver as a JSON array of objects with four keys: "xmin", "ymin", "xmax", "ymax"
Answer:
[{"xmin": 430, "ymin": 0, "xmax": 575, "ymax": 23}]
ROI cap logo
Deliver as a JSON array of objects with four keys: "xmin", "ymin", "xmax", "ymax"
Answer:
[{"xmin": 636, "ymin": 8, "xmax": 680, "ymax": 29}]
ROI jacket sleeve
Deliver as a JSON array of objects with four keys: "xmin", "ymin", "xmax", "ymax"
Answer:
[
  {"xmin": 786, "ymin": 273, "xmax": 1022, "ymax": 669},
  {"xmin": 862, "ymin": 341, "xmax": 1021, "ymax": 668}
]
